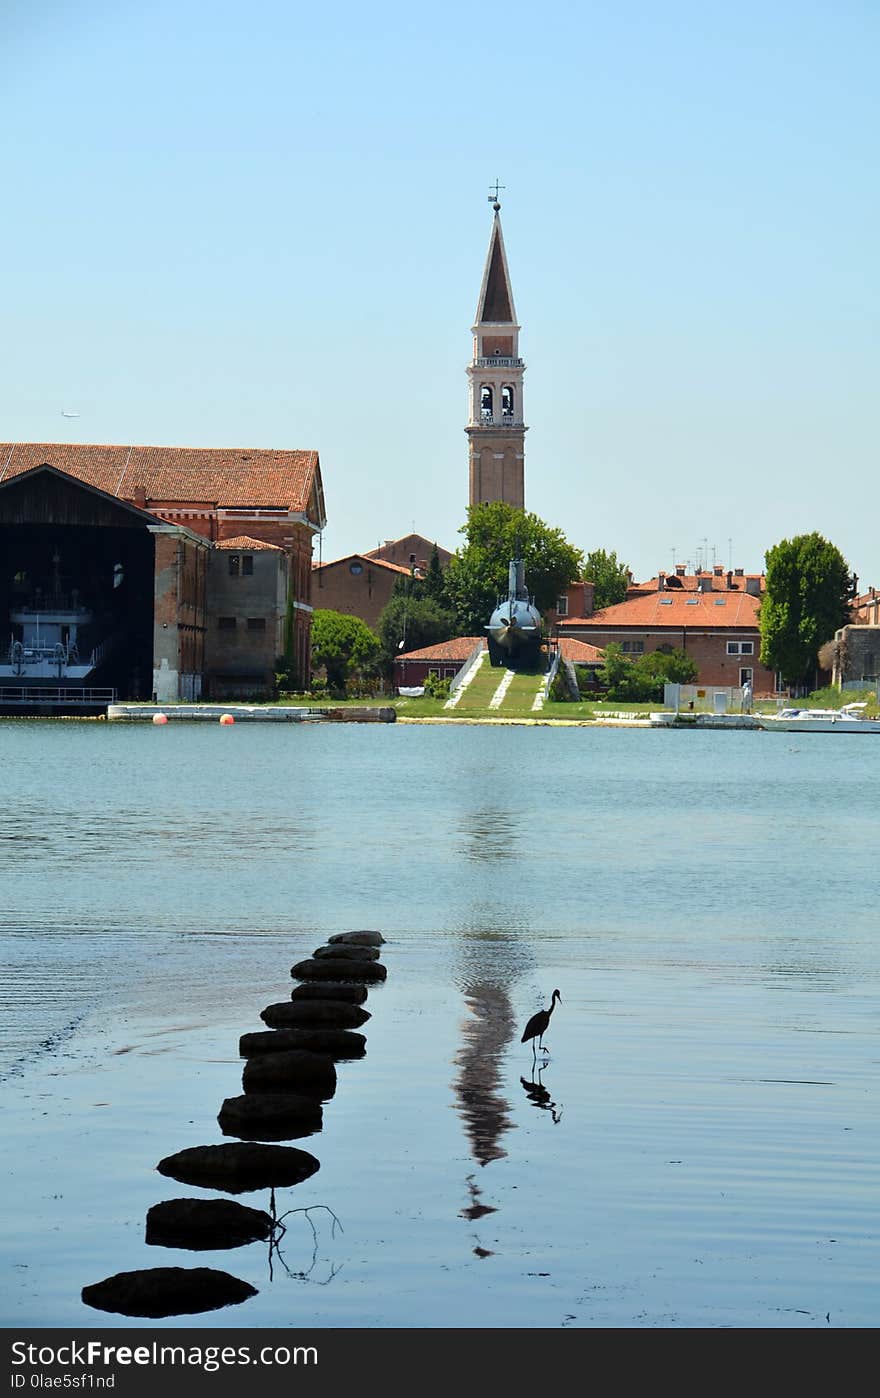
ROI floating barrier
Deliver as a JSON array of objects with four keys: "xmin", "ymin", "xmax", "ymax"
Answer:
[
  {"xmin": 258, "ymin": 1000, "xmax": 370, "ymax": 1029},
  {"xmin": 243, "ymin": 1026, "xmax": 367, "ymax": 1060},
  {"xmin": 241, "ymin": 1049, "xmax": 337, "ymax": 1098},
  {"xmin": 145, "ymin": 1198, "xmax": 273, "ymax": 1251},
  {"xmin": 157, "ymin": 1142, "xmax": 320, "ymax": 1193},
  {"xmin": 217, "ymin": 1092, "xmax": 323, "ymax": 1142},
  {"xmin": 82, "ymin": 1266, "xmax": 257, "ymax": 1318},
  {"xmin": 291, "ymin": 957, "xmax": 387, "ymax": 983},
  {"xmin": 290, "ymin": 981, "xmax": 369, "ymax": 1004}
]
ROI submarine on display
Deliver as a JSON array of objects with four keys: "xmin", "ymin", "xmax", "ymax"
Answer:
[{"xmin": 486, "ymin": 558, "xmax": 543, "ymax": 668}]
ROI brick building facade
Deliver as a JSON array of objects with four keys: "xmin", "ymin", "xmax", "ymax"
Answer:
[
  {"xmin": 312, "ymin": 553, "xmax": 415, "ymax": 632},
  {"xmin": 0, "ymin": 443, "xmax": 326, "ymax": 700},
  {"xmin": 555, "ymin": 566, "xmax": 775, "ymax": 693}
]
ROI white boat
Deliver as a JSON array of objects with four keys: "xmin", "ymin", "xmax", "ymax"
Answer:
[{"xmin": 755, "ymin": 703, "xmax": 880, "ymax": 733}]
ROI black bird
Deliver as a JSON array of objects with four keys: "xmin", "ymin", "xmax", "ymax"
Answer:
[{"xmin": 520, "ymin": 990, "xmax": 561, "ymax": 1059}]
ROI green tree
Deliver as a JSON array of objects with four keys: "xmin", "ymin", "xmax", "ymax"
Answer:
[
  {"xmin": 597, "ymin": 642, "xmax": 632, "ymax": 695},
  {"xmin": 597, "ymin": 643, "xmax": 697, "ymax": 701},
  {"xmin": 444, "ymin": 502, "xmax": 583, "ymax": 635},
  {"xmin": 422, "ymin": 544, "xmax": 448, "ymax": 605},
  {"xmin": 310, "ymin": 610, "xmax": 381, "ymax": 693},
  {"xmin": 634, "ymin": 647, "xmax": 698, "ymax": 686},
  {"xmin": 583, "ymin": 548, "xmax": 631, "ymax": 610},
  {"xmin": 377, "ymin": 593, "xmax": 456, "ymax": 663},
  {"xmin": 760, "ymin": 534, "xmax": 853, "ymax": 686}
]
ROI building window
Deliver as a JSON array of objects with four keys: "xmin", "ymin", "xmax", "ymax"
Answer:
[
  {"xmin": 428, "ymin": 667, "xmax": 440, "ymax": 677},
  {"xmin": 502, "ymin": 384, "xmax": 514, "ymax": 417},
  {"xmin": 556, "ymin": 596, "xmax": 569, "ymax": 616},
  {"xmin": 480, "ymin": 385, "xmax": 493, "ymax": 419},
  {"xmin": 218, "ymin": 616, "xmax": 236, "ymax": 630},
  {"xmin": 349, "ymin": 562, "xmax": 363, "ymax": 575},
  {"xmin": 727, "ymin": 640, "xmax": 755, "ymax": 655},
  {"xmin": 247, "ymin": 618, "xmax": 266, "ymax": 631},
  {"xmin": 443, "ymin": 668, "xmax": 456, "ymax": 678},
  {"xmin": 621, "ymin": 640, "xmax": 645, "ymax": 653},
  {"xmin": 228, "ymin": 554, "xmax": 254, "ymax": 576}
]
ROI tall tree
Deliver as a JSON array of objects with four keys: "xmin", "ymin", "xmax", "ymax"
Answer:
[
  {"xmin": 377, "ymin": 593, "xmax": 456, "ymax": 661},
  {"xmin": 760, "ymin": 533, "xmax": 853, "ymax": 686},
  {"xmin": 583, "ymin": 548, "xmax": 630, "ymax": 610},
  {"xmin": 444, "ymin": 502, "xmax": 583, "ymax": 635},
  {"xmin": 423, "ymin": 544, "xmax": 447, "ymax": 604},
  {"xmin": 310, "ymin": 610, "xmax": 381, "ymax": 692}
]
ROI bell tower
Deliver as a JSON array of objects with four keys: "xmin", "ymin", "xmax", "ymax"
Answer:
[{"xmin": 466, "ymin": 188, "xmax": 526, "ymax": 510}]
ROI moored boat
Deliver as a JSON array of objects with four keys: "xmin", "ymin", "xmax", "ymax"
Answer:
[{"xmin": 755, "ymin": 703, "xmax": 880, "ymax": 733}]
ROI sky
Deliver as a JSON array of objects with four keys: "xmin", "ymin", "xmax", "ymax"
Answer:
[{"xmin": 2, "ymin": 1, "xmax": 877, "ymax": 584}]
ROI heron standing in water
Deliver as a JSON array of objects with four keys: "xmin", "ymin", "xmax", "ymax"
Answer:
[{"xmin": 520, "ymin": 989, "xmax": 561, "ymax": 1060}]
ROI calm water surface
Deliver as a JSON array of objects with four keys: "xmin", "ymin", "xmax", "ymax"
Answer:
[{"xmin": 1, "ymin": 719, "xmax": 879, "ymax": 1328}]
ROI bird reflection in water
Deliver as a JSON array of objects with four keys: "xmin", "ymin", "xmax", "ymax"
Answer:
[{"xmin": 520, "ymin": 1064, "xmax": 563, "ymax": 1124}]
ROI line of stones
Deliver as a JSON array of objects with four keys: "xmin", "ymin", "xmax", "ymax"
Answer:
[{"xmin": 80, "ymin": 931, "xmax": 388, "ymax": 1318}]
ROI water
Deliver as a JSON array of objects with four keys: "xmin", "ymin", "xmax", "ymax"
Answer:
[{"xmin": 1, "ymin": 719, "xmax": 879, "ymax": 1328}]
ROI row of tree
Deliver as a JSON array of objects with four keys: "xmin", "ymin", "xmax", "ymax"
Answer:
[{"xmin": 304, "ymin": 502, "xmax": 856, "ymax": 695}]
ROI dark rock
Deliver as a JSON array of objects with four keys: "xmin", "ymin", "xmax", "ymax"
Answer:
[
  {"xmin": 218, "ymin": 1093, "xmax": 322, "ymax": 1141},
  {"xmin": 242, "ymin": 1049, "xmax": 337, "ymax": 1098},
  {"xmin": 290, "ymin": 981, "xmax": 368, "ymax": 1004},
  {"xmin": 242, "ymin": 1027, "xmax": 366, "ymax": 1060},
  {"xmin": 329, "ymin": 930, "xmax": 386, "ymax": 946},
  {"xmin": 145, "ymin": 1198, "xmax": 273, "ymax": 1250},
  {"xmin": 82, "ymin": 1267, "xmax": 257, "ymax": 1318},
  {"xmin": 291, "ymin": 957, "xmax": 386, "ymax": 983},
  {"xmin": 259, "ymin": 1000, "xmax": 370, "ymax": 1029},
  {"xmin": 312, "ymin": 943, "xmax": 380, "ymax": 962},
  {"xmin": 157, "ymin": 1142, "xmax": 320, "ymax": 1193}
]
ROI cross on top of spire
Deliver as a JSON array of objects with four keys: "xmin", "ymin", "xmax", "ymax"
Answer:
[{"xmin": 488, "ymin": 179, "xmax": 505, "ymax": 212}]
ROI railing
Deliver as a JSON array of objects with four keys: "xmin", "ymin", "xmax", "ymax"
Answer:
[
  {"xmin": 12, "ymin": 595, "xmax": 91, "ymax": 615},
  {"xmin": 0, "ymin": 687, "xmax": 116, "ymax": 704},
  {"xmin": 473, "ymin": 357, "xmax": 523, "ymax": 368},
  {"xmin": 468, "ymin": 415, "xmax": 524, "ymax": 428}
]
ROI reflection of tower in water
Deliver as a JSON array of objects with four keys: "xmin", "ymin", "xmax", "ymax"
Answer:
[
  {"xmin": 454, "ymin": 981, "xmax": 517, "ymax": 1168},
  {"xmin": 452, "ymin": 805, "xmax": 537, "ymax": 1253}
]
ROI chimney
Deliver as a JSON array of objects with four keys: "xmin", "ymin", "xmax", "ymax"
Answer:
[
  {"xmin": 734, "ymin": 567, "xmax": 744, "ymax": 577},
  {"xmin": 582, "ymin": 581, "xmax": 595, "ymax": 616},
  {"xmin": 133, "ymin": 485, "xmax": 147, "ymax": 508},
  {"xmin": 714, "ymin": 565, "xmax": 723, "ymax": 576},
  {"xmin": 675, "ymin": 564, "xmax": 685, "ymax": 577},
  {"xmin": 699, "ymin": 575, "xmax": 713, "ymax": 592},
  {"xmin": 726, "ymin": 570, "xmax": 733, "ymax": 588}
]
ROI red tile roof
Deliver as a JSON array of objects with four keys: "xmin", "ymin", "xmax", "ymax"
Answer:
[
  {"xmin": 314, "ymin": 553, "xmax": 414, "ymax": 577},
  {"xmin": 215, "ymin": 534, "xmax": 283, "ymax": 552},
  {"xmin": 628, "ymin": 571, "xmax": 765, "ymax": 596},
  {"xmin": 564, "ymin": 589, "xmax": 762, "ymax": 630},
  {"xmin": 557, "ymin": 637, "xmax": 605, "ymax": 664},
  {"xmin": 397, "ymin": 637, "xmax": 485, "ymax": 662},
  {"xmin": 0, "ymin": 443, "xmax": 321, "ymax": 514}
]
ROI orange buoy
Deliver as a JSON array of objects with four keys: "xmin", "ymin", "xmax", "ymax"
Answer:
[
  {"xmin": 152, "ymin": 713, "xmax": 168, "ymax": 725},
  {"xmin": 219, "ymin": 713, "xmax": 235, "ymax": 725}
]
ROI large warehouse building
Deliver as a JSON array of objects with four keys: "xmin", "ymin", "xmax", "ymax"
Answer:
[{"xmin": 0, "ymin": 444, "xmax": 326, "ymax": 706}]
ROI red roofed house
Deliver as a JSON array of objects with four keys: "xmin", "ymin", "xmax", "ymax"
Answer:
[
  {"xmin": 364, "ymin": 534, "xmax": 452, "ymax": 573},
  {"xmin": 555, "ymin": 565, "xmax": 775, "ymax": 693},
  {"xmin": 312, "ymin": 553, "xmax": 418, "ymax": 632},
  {"xmin": 0, "ymin": 443, "xmax": 326, "ymax": 703},
  {"xmin": 394, "ymin": 637, "xmax": 485, "ymax": 691}
]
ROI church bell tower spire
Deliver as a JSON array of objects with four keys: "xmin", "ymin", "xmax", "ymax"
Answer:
[{"xmin": 466, "ymin": 186, "xmax": 527, "ymax": 510}]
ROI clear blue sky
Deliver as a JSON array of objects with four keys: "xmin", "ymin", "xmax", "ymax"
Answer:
[{"xmin": 2, "ymin": 1, "xmax": 877, "ymax": 583}]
